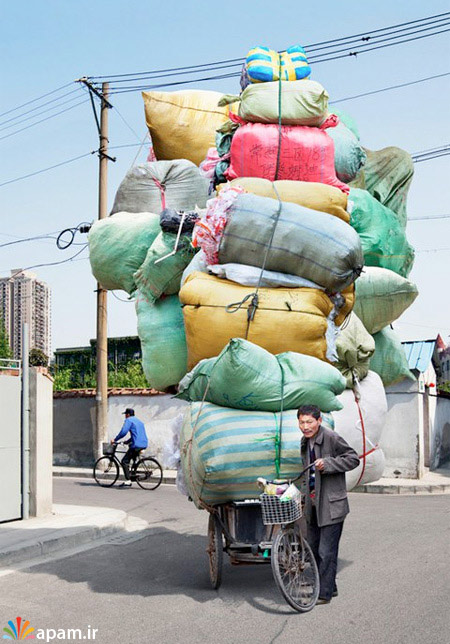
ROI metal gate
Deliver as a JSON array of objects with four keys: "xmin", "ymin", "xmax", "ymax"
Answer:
[{"xmin": 0, "ymin": 362, "xmax": 22, "ymax": 522}]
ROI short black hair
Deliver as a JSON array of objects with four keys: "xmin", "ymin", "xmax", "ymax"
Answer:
[{"xmin": 297, "ymin": 405, "xmax": 321, "ymax": 420}]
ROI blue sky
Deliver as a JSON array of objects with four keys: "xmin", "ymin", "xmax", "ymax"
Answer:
[{"xmin": 1, "ymin": 1, "xmax": 449, "ymax": 351}]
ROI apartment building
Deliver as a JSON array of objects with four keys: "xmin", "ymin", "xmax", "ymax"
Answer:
[{"xmin": 0, "ymin": 269, "xmax": 51, "ymax": 359}]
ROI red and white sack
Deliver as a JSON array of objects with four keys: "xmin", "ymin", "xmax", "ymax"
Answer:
[{"xmin": 331, "ymin": 371, "xmax": 387, "ymax": 489}]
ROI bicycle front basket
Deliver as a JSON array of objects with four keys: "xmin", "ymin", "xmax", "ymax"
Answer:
[
  {"xmin": 260, "ymin": 494, "xmax": 302, "ymax": 525},
  {"xmin": 102, "ymin": 442, "xmax": 116, "ymax": 456}
]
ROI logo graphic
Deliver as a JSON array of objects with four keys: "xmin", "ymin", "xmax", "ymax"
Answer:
[{"xmin": 3, "ymin": 618, "xmax": 35, "ymax": 640}]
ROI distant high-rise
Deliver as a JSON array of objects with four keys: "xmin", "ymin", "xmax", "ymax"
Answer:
[{"xmin": 0, "ymin": 269, "xmax": 51, "ymax": 359}]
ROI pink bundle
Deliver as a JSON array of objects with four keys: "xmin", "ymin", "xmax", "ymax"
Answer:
[{"xmin": 225, "ymin": 118, "xmax": 350, "ymax": 194}]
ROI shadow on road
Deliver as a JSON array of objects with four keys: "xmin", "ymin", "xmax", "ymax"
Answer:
[{"xmin": 20, "ymin": 525, "xmax": 353, "ymax": 614}]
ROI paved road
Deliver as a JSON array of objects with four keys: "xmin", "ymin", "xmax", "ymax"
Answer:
[{"xmin": 1, "ymin": 478, "xmax": 449, "ymax": 644}]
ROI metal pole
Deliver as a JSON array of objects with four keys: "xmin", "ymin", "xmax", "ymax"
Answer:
[
  {"xmin": 21, "ymin": 322, "xmax": 30, "ymax": 520},
  {"xmin": 95, "ymin": 82, "xmax": 110, "ymax": 461}
]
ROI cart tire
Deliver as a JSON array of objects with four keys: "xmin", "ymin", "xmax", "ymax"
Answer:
[
  {"xmin": 271, "ymin": 526, "xmax": 319, "ymax": 612},
  {"xmin": 207, "ymin": 513, "xmax": 223, "ymax": 589}
]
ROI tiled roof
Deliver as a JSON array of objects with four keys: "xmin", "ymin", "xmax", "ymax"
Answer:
[{"xmin": 53, "ymin": 387, "xmax": 166, "ymax": 398}]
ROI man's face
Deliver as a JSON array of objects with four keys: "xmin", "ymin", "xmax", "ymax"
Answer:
[{"xmin": 298, "ymin": 414, "xmax": 321, "ymax": 439}]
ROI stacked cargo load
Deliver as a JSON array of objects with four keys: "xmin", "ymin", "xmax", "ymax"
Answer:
[{"xmin": 87, "ymin": 42, "xmax": 418, "ymax": 505}]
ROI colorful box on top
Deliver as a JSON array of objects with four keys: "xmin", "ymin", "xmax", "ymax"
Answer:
[{"xmin": 245, "ymin": 45, "xmax": 311, "ymax": 84}]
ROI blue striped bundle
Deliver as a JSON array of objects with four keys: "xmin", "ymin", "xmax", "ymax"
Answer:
[
  {"xmin": 245, "ymin": 45, "xmax": 311, "ymax": 84},
  {"xmin": 180, "ymin": 402, "xmax": 333, "ymax": 506}
]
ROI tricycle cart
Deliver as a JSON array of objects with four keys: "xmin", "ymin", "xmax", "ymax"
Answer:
[{"xmin": 206, "ymin": 467, "xmax": 320, "ymax": 613}]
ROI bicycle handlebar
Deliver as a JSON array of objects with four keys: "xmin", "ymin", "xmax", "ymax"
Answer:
[{"xmin": 262, "ymin": 463, "xmax": 315, "ymax": 487}]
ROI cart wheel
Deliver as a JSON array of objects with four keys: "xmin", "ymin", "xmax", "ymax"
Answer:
[
  {"xmin": 207, "ymin": 513, "xmax": 223, "ymax": 589},
  {"xmin": 271, "ymin": 526, "xmax": 319, "ymax": 612}
]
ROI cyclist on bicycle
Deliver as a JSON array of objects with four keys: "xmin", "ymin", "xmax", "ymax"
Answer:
[{"xmin": 112, "ymin": 408, "xmax": 148, "ymax": 487}]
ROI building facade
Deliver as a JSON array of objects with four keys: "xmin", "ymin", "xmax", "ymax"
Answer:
[
  {"xmin": 0, "ymin": 269, "xmax": 51, "ymax": 360},
  {"xmin": 54, "ymin": 336, "xmax": 141, "ymax": 370}
]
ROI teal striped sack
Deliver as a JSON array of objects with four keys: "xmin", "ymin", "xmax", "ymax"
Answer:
[
  {"xmin": 245, "ymin": 45, "xmax": 311, "ymax": 84},
  {"xmin": 180, "ymin": 402, "xmax": 333, "ymax": 507}
]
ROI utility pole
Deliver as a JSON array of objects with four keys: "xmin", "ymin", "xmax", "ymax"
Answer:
[
  {"xmin": 77, "ymin": 78, "xmax": 115, "ymax": 460},
  {"xmin": 95, "ymin": 81, "xmax": 110, "ymax": 461}
]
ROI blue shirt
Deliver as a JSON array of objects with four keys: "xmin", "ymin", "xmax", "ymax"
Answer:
[{"xmin": 114, "ymin": 417, "xmax": 148, "ymax": 449}]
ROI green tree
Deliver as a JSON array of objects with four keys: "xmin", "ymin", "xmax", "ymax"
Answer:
[
  {"xmin": 29, "ymin": 348, "xmax": 49, "ymax": 367},
  {"xmin": 0, "ymin": 317, "xmax": 11, "ymax": 359}
]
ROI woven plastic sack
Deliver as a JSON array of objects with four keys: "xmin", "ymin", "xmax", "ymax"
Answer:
[
  {"xmin": 238, "ymin": 80, "xmax": 328, "ymax": 126},
  {"xmin": 177, "ymin": 338, "xmax": 346, "ymax": 412},
  {"xmin": 349, "ymin": 147, "xmax": 414, "ymax": 226},
  {"xmin": 180, "ymin": 271, "xmax": 340, "ymax": 368},
  {"xmin": 136, "ymin": 293, "xmax": 188, "ymax": 390},
  {"xmin": 209, "ymin": 263, "xmax": 322, "ymax": 289},
  {"xmin": 225, "ymin": 121, "xmax": 350, "ymax": 193},
  {"xmin": 220, "ymin": 177, "xmax": 350, "ymax": 222},
  {"xmin": 111, "ymin": 160, "xmax": 209, "ymax": 215},
  {"xmin": 142, "ymin": 90, "xmax": 232, "ymax": 166},
  {"xmin": 349, "ymin": 188, "xmax": 414, "ymax": 277},
  {"xmin": 335, "ymin": 313, "xmax": 375, "ymax": 388},
  {"xmin": 354, "ymin": 267, "xmax": 418, "ymax": 334},
  {"xmin": 369, "ymin": 326, "xmax": 415, "ymax": 386},
  {"xmin": 133, "ymin": 232, "xmax": 196, "ymax": 304},
  {"xmin": 89, "ymin": 212, "xmax": 160, "ymax": 294},
  {"xmin": 332, "ymin": 371, "xmax": 387, "ymax": 489},
  {"xmin": 245, "ymin": 45, "xmax": 311, "ymax": 83},
  {"xmin": 330, "ymin": 108, "xmax": 360, "ymax": 139},
  {"xmin": 326, "ymin": 121, "xmax": 366, "ymax": 183},
  {"xmin": 180, "ymin": 402, "xmax": 306, "ymax": 506},
  {"xmin": 217, "ymin": 193, "xmax": 362, "ymax": 292}
]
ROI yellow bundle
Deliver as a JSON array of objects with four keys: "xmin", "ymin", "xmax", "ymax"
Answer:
[
  {"xmin": 142, "ymin": 90, "xmax": 231, "ymax": 166},
  {"xmin": 180, "ymin": 272, "xmax": 334, "ymax": 368},
  {"xmin": 218, "ymin": 178, "xmax": 350, "ymax": 223}
]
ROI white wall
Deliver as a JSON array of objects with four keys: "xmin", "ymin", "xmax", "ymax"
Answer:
[
  {"xmin": 382, "ymin": 378, "xmax": 424, "ymax": 479},
  {"xmin": 430, "ymin": 396, "xmax": 450, "ymax": 470},
  {"xmin": 29, "ymin": 368, "xmax": 53, "ymax": 517}
]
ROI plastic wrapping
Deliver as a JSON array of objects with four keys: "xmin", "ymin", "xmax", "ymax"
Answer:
[{"xmin": 159, "ymin": 208, "xmax": 199, "ymax": 234}]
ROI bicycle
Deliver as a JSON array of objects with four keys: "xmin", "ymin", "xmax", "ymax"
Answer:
[
  {"xmin": 206, "ymin": 464, "xmax": 319, "ymax": 613},
  {"xmin": 93, "ymin": 442, "xmax": 163, "ymax": 490}
]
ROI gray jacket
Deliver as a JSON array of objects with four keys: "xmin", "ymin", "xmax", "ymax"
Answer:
[{"xmin": 300, "ymin": 426, "xmax": 359, "ymax": 528}]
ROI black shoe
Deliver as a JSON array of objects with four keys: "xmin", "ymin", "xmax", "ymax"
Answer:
[
  {"xmin": 316, "ymin": 597, "xmax": 331, "ymax": 605},
  {"xmin": 332, "ymin": 589, "xmax": 338, "ymax": 598}
]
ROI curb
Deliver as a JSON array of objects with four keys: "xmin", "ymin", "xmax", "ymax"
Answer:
[
  {"xmin": 53, "ymin": 467, "xmax": 177, "ymax": 486},
  {"xmin": 353, "ymin": 483, "xmax": 450, "ymax": 495},
  {"xmin": 0, "ymin": 506, "xmax": 127, "ymax": 569}
]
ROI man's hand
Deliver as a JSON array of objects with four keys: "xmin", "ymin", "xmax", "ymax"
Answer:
[
  {"xmin": 314, "ymin": 458, "xmax": 325, "ymax": 471},
  {"xmin": 110, "ymin": 440, "xmax": 116, "ymax": 445}
]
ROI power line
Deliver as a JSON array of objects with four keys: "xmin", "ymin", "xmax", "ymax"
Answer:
[
  {"xmin": 0, "ymin": 151, "xmax": 94, "ymax": 188},
  {"xmin": 0, "ymin": 98, "xmax": 89, "ymax": 142},
  {"xmin": 408, "ymin": 214, "xmax": 450, "ymax": 221},
  {"xmin": 331, "ymin": 71, "xmax": 450, "ymax": 104},
  {"xmin": 0, "ymin": 92, "xmax": 86, "ymax": 133},
  {"xmin": 89, "ymin": 12, "xmax": 450, "ymax": 80},
  {"xmin": 0, "ymin": 87, "xmax": 82, "ymax": 129},
  {"xmin": 0, "ymin": 82, "xmax": 74, "ymax": 119}
]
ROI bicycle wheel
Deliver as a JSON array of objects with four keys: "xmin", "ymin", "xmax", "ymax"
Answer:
[
  {"xmin": 93, "ymin": 457, "xmax": 119, "ymax": 487},
  {"xmin": 271, "ymin": 526, "xmax": 320, "ymax": 612},
  {"xmin": 207, "ymin": 513, "xmax": 223, "ymax": 589},
  {"xmin": 134, "ymin": 457, "xmax": 163, "ymax": 490}
]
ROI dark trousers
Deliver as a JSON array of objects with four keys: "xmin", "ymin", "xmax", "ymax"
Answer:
[
  {"xmin": 307, "ymin": 505, "xmax": 343, "ymax": 600},
  {"xmin": 122, "ymin": 448, "xmax": 141, "ymax": 480}
]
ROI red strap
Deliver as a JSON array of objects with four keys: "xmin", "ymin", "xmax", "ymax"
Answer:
[
  {"xmin": 228, "ymin": 111, "xmax": 246, "ymax": 126},
  {"xmin": 151, "ymin": 177, "xmax": 166, "ymax": 210},
  {"xmin": 320, "ymin": 114, "xmax": 339, "ymax": 130},
  {"xmin": 354, "ymin": 395, "xmax": 367, "ymax": 486}
]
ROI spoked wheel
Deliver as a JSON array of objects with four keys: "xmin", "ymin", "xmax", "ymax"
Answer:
[
  {"xmin": 271, "ymin": 526, "xmax": 320, "ymax": 612},
  {"xmin": 134, "ymin": 457, "xmax": 163, "ymax": 490},
  {"xmin": 207, "ymin": 513, "xmax": 223, "ymax": 589},
  {"xmin": 93, "ymin": 457, "xmax": 119, "ymax": 487}
]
